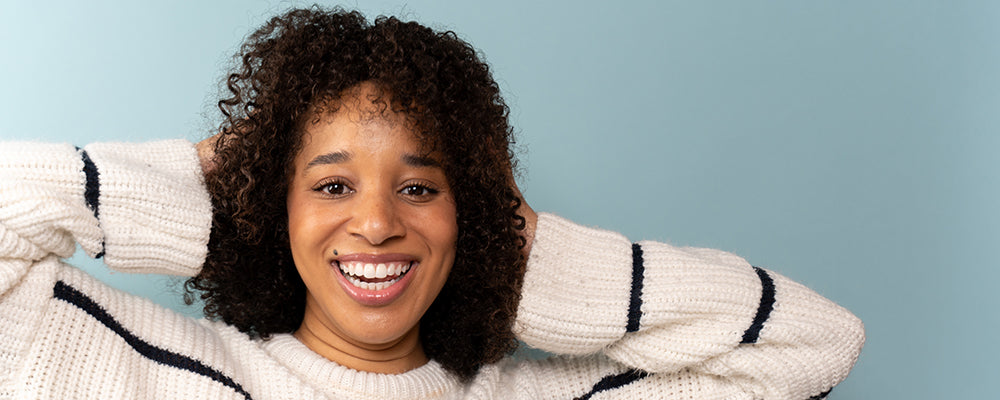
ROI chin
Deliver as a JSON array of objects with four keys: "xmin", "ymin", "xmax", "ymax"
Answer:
[{"xmin": 337, "ymin": 304, "xmax": 422, "ymax": 346}]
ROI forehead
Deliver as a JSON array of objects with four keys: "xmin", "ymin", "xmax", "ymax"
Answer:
[
  {"xmin": 292, "ymin": 85, "xmax": 442, "ymax": 171},
  {"xmin": 299, "ymin": 83, "xmax": 409, "ymax": 144},
  {"xmin": 299, "ymin": 109, "xmax": 413, "ymax": 152}
]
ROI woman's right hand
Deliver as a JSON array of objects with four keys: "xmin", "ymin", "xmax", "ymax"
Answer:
[{"xmin": 195, "ymin": 132, "xmax": 221, "ymax": 176}]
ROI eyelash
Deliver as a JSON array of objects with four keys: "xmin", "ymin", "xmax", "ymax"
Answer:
[
  {"xmin": 311, "ymin": 179, "xmax": 441, "ymax": 200},
  {"xmin": 313, "ymin": 178, "xmax": 352, "ymax": 197},
  {"xmin": 400, "ymin": 182, "xmax": 440, "ymax": 199}
]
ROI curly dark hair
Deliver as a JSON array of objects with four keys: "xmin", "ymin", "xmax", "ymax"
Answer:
[{"xmin": 183, "ymin": 6, "xmax": 526, "ymax": 380}]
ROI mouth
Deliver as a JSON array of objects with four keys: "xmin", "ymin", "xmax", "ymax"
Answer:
[{"xmin": 336, "ymin": 261, "xmax": 414, "ymax": 291}]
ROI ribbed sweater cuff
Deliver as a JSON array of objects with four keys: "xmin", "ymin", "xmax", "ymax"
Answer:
[
  {"xmin": 81, "ymin": 140, "xmax": 211, "ymax": 276},
  {"xmin": 514, "ymin": 213, "xmax": 633, "ymax": 354},
  {"xmin": 513, "ymin": 213, "xmax": 763, "ymax": 371}
]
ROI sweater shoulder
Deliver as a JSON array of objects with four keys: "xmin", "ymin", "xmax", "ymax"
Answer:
[{"xmin": 6, "ymin": 263, "xmax": 275, "ymax": 399}]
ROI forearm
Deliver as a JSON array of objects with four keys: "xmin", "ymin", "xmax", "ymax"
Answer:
[
  {"xmin": 79, "ymin": 140, "xmax": 211, "ymax": 275},
  {"xmin": 0, "ymin": 140, "xmax": 212, "ymax": 278},
  {"xmin": 514, "ymin": 214, "xmax": 762, "ymax": 359},
  {"xmin": 514, "ymin": 213, "xmax": 864, "ymax": 398}
]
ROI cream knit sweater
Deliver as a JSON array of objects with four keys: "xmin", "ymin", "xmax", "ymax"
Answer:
[{"xmin": 0, "ymin": 140, "xmax": 864, "ymax": 399}]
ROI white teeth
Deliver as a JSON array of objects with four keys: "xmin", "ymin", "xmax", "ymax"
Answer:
[
  {"xmin": 343, "ymin": 274, "xmax": 401, "ymax": 291},
  {"xmin": 337, "ymin": 261, "xmax": 413, "ymax": 291},
  {"xmin": 339, "ymin": 261, "xmax": 411, "ymax": 279}
]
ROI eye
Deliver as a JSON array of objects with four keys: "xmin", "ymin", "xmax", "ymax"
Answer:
[
  {"xmin": 313, "ymin": 179, "xmax": 353, "ymax": 197},
  {"xmin": 400, "ymin": 183, "xmax": 440, "ymax": 201}
]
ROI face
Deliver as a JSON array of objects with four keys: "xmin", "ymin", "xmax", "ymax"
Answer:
[{"xmin": 286, "ymin": 85, "xmax": 457, "ymax": 355}]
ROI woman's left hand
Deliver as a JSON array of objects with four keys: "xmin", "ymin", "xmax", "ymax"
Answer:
[{"xmin": 512, "ymin": 181, "xmax": 537, "ymax": 260}]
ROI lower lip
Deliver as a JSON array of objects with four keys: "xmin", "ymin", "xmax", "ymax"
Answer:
[{"xmin": 334, "ymin": 262, "xmax": 417, "ymax": 307}]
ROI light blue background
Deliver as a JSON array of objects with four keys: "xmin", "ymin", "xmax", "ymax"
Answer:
[{"xmin": 2, "ymin": 1, "xmax": 997, "ymax": 398}]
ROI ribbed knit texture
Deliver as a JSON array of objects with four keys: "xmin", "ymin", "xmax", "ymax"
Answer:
[{"xmin": 0, "ymin": 140, "xmax": 864, "ymax": 399}]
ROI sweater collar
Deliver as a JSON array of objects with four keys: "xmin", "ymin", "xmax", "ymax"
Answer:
[{"xmin": 262, "ymin": 334, "xmax": 462, "ymax": 399}]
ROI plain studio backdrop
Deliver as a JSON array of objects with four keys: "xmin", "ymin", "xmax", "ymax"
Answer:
[{"xmin": 2, "ymin": 1, "xmax": 997, "ymax": 398}]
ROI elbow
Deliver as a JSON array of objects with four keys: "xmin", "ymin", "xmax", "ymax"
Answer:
[
  {"xmin": 789, "ymin": 304, "xmax": 866, "ymax": 396},
  {"xmin": 834, "ymin": 310, "xmax": 866, "ymax": 379}
]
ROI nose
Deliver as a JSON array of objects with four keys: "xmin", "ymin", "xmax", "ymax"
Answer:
[{"xmin": 346, "ymin": 192, "xmax": 406, "ymax": 245}]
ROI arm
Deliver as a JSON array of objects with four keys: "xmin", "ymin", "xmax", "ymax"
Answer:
[
  {"xmin": 512, "ymin": 213, "xmax": 864, "ymax": 399},
  {"xmin": 0, "ymin": 140, "xmax": 212, "ymax": 291}
]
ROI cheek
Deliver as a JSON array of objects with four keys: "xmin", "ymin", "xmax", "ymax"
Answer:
[
  {"xmin": 433, "ymin": 205, "xmax": 459, "ymax": 260},
  {"xmin": 286, "ymin": 190, "xmax": 329, "ymax": 257},
  {"xmin": 286, "ymin": 193, "xmax": 308, "ymax": 244},
  {"xmin": 407, "ymin": 200, "xmax": 458, "ymax": 267}
]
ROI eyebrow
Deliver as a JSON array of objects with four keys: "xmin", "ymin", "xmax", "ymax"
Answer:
[
  {"xmin": 402, "ymin": 154, "xmax": 441, "ymax": 168},
  {"xmin": 306, "ymin": 151, "xmax": 351, "ymax": 169},
  {"xmin": 304, "ymin": 151, "xmax": 442, "ymax": 170}
]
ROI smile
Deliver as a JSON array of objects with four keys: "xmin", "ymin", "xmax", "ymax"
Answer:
[{"xmin": 337, "ymin": 261, "xmax": 413, "ymax": 291}]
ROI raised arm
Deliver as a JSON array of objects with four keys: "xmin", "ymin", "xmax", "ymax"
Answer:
[
  {"xmin": 512, "ymin": 213, "xmax": 864, "ymax": 399},
  {"xmin": 0, "ymin": 140, "xmax": 212, "ymax": 291}
]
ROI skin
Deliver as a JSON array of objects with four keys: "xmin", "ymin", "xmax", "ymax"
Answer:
[{"xmin": 196, "ymin": 82, "xmax": 538, "ymax": 374}]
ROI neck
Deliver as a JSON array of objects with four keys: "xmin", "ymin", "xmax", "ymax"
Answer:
[{"xmin": 293, "ymin": 301, "xmax": 428, "ymax": 375}]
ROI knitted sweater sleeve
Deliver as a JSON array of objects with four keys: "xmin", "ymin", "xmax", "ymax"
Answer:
[
  {"xmin": 513, "ymin": 213, "xmax": 865, "ymax": 399},
  {"xmin": 0, "ymin": 140, "xmax": 212, "ymax": 292}
]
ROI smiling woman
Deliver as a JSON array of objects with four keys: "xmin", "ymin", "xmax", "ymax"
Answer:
[
  {"xmin": 186, "ymin": 9, "xmax": 528, "ymax": 380},
  {"xmin": 0, "ymin": 5, "xmax": 864, "ymax": 400},
  {"xmin": 285, "ymin": 84, "xmax": 460, "ymax": 374}
]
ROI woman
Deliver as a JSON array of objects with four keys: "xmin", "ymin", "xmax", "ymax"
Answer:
[{"xmin": 0, "ymin": 7, "xmax": 863, "ymax": 399}]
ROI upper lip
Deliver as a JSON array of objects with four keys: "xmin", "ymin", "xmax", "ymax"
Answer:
[{"xmin": 333, "ymin": 253, "xmax": 417, "ymax": 264}]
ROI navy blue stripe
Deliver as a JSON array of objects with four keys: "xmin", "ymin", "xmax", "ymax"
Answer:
[
  {"xmin": 53, "ymin": 281, "xmax": 253, "ymax": 400},
  {"xmin": 573, "ymin": 369, "xmax": 650, "ymax": 400},
  {"xmin": 626, "ymin": 242, "xmax": 645, "ymax": 333},
  {"xmin": 79, "ymin": 149, "xmax": 100, "ymax": 219},
  {"xmin": 78, "ymin": 148, "xmax": 105, "ymax": 258},
  {"xmin": 808, "ymin": 388, "xmax": 833, "ymax": 399},
  {"xmin": 741, "ymin": 267, "xmax": 776, "ymax": 344}
]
